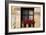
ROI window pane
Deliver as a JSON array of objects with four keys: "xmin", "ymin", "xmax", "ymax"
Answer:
[
  {"xmin": 29, "ymin": 10, "xmax": 33, "ymax": 15},
  {"xmin": 22, "ymin": 9, "xmax": 29, "ymax": 16},
  {"xmin": 29, "ymin": 16, "xmax": 33, "ymax": 20},
  {"xmin": 22, "ymin": 16, "xmax": 28, "ymax": 20}
]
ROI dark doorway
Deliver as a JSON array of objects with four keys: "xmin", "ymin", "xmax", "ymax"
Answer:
[{"xmin": 21, "ymin": 8, "xmax": 34, "ymax": 28}]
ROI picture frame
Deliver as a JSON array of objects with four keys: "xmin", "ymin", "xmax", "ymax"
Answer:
[{"xmin": 5, "ymin": 0, "xmax": 45, "ymax": 34}]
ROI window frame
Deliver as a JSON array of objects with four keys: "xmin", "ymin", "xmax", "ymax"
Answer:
[{"xmin": 5, "ymin": 0, "xmax": 45, "ymax": 34}]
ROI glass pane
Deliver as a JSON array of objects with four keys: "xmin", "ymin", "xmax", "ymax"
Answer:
[
  {"xmin": 29, "ymin": 10, "xmax": 33, "ymax": 15},
  {"xmin": 22, "ymin": 16, "xmax": 28, "ymax": 20},
  {"xmin": 21, "ymin": 9, "xmax": 29, "ymax": 20},
  {"xmin": 29, "ymin": 16, "xmax": 33, "ymax": 20},
  {"xmin": 22, "ymin": 10, "xmax": 29, "ymax": 16}
]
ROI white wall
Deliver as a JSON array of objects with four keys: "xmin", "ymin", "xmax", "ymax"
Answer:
[{"xmin": 0, "ymin": 0, "xmax": 46, "ymax": 35}]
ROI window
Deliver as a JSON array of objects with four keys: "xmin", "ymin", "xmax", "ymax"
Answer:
[{"xmin": 21, "ymin": 8, "xmax": 34, "ymax": 27}]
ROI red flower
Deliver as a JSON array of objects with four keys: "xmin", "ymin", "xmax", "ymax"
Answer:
[{"xmin": 23, "ymin": 19, "xmax": 34, "ymax": 24}]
